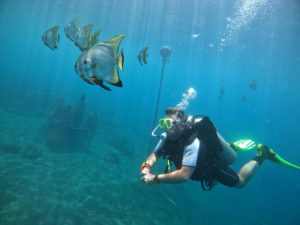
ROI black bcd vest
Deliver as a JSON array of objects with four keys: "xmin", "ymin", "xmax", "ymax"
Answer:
[{"xmin": 160, "ymin": 116, "xmax": 226, "ymax": 184}]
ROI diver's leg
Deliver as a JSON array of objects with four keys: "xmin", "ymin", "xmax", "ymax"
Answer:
[
  {"xmin": 235, "ymin": 160, "xmax": 259, "ymax": 188},
  {"xmin": 217, "ymin": 133, "xmax": 237, "ymax": 165},
  {"xmin": 235, "ymin": 144, "xmax": 273, "ymax": 188}
]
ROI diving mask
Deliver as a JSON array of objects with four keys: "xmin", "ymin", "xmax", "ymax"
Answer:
[
  {"xmin": 159, "ymin": 117, "xmax": 182, "ymax": 130},
  {"xmin": 152, "ymin": 117, "xmax": 182, "ymax": 137},
  {"xmin": 159, "ymin": 118, "xmax": 173, "ymax": 130}
]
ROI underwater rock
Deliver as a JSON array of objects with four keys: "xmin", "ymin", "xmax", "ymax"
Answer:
[
  {"xmin": 70, "ymin": 94, "xmax": 86, "ymax": 129},
  {"xmin": 44, "ymin": 94, "xmax": 98, "ymax": 153}
]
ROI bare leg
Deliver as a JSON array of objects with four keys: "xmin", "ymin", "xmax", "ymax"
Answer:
[{"xmin": 235, "ymin": 160, "xmax": 260, "ymax": 188}]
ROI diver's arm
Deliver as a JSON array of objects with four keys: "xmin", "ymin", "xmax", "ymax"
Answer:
[
  {"xmin": 142, "ymin": 166, "xmax": 195, "ymax": 184},
  {"xmin": 141, "ymin": 153, "xmax": 160, "ymax": 174},
  {"xmin": 157, "ymin": 166, "xmax": 195, "ymax": 184},
  {"xmin": 145, "ymin": 152, "xmax": 159, "ymax": 167}
]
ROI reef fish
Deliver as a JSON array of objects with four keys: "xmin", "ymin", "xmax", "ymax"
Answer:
[
  {"xmin": 249, "ymin": 80, "xmax": 258, "ymax": 90},
  {"xmin": 137, "ymin": 45, "xmax": 149, "ymax": 66},
  {"xmin": 74, "ymin": 24, "xmax": 94, "ymax": 51},
  {"xmin": 42, "ymin": 25, "xmax": 60, "ymax": 50},
  {"xmin": 88, "ymin": 29, "xmax": 101, "ymax": 49},
  {"xmin": 75, "ymin": 34, "xmax": 125, "ymax": 91},
  {"xmin": 64, "ymin": 18, "xmax": 80, "ymax": 42}
]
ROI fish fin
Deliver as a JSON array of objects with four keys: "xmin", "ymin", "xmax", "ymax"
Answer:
[
  {"xmin": 102, "ymin": 34, "xmax": 125, "ymax": 57},
  {"xmin": 75, "ymin": 42, "xmax": 85, "ymax": 51},
  {"xmin": 80, "ymin": 74, "xmax": 94, "ymax": 85},
  {"xmin": 99, "ymin": 82, "xmax": 112, "ymax": 91},
  {"xmin": 83, "ymin": 24, "xmax": 94, "ymax": 33},
  {"xmin": 52, "ymin": 37, "xmax": 58, "ymax": 49},
  {"xmin": 143, "ymin": 52, "xmax": 147, "ymax": 64},
  {"xmin": 105, "ymin": 67, "xmax": 122, "ymax": 86},
  {"xmin": 93, "ymin": 29, "xmax": 101, "ymax": 38},
  {"xmin": 143, "ymin": 46, "xmax": 150, "ymax": 52},
  {"xmin": 110, "ymin": 79, "xmax": 123, "ymax": 87},
  {"xmin": 88, "ymin": 34, "xmax": 93, "ymax": 46},
  {"xmin": 90, "ymin": 29, "xmax": 101, "ymax": 46},
  {"xmin": 91, "ymin": 77, "xmax": 111, "ymax": 91},
  {"xmin": 143, "ymin": 46, "xmax": 149, "ymax": 64},
  {"xmin": 57, "ymin": 33, "xmax": 60, "ymax": 42},
  {"xmin": 46, "ymin": 43, "xmax": 54, "ymax": 50},
  {"xmin": 117, "ymin": 48, "xmax": 124, "ymax": 71},
  {"xmin": 137, "ymin": 54, "xmax": 143, "ymax": 66},
  {"xmin": 51, "ymin": 25, "xmax": 60, "ymax": 33},
  {"xmin": 65, "ymin": 33, "xmax": 73, "ymax": 42}
]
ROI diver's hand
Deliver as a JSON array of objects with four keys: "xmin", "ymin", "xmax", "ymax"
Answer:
[
  {"xmin": 141, "ymin": 167, "xmax": 150, "ymax": 176},
  {"xmin": 141, "ymin": 173, "xmax": 156, "ymax": 185}
]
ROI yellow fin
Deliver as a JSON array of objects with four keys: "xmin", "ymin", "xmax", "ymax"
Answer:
[
  {"xmin": 102, "ymin": 34, "xmax": 125, "ymax": 57},
  {"xmin": 117, "ymin": 48, "xmax": 124, "ymax": 71},
  {"xmin": 104, "ymin": 66, "xmax": 120, "ymax": 84}
]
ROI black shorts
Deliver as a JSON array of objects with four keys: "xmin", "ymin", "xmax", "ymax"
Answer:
[{"xmin": 211, "ymin": 166, "xmax": 239, "ymax": 187}]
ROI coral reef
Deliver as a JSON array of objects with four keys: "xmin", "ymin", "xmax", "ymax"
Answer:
[{"xmin": 44, "ymin": 94, "xmax": 98, "ymax": 153}]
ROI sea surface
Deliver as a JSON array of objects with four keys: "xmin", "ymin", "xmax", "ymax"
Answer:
[{"xmin": 0, "ymin": 0, "xmax": 299, "ymax": 225}]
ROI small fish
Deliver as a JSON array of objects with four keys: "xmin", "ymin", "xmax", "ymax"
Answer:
[
  {"xmin": 220, "ymin": 86, "xmax": 225, "ymax": 95},
  {"xmin": 75, "ymin": 34, "xmax": 125, "ymax": 91},
  {"xmin": 74, "ymin": 24, "xmax": 94, "ymax": 51},
  {"xmin": 242, "ymin": 95, "xmax": 247, "ymax": 102},
  {"xmin": 137, "ymin": 46, "xmax": 149, "ymax": 66},
  {"xmin": 88, "ymin": 29, "xmax": 101, "ymax": 49},
  {"xmin": 249, "ymin": 80, "xmax": 258, "ymax": 90},
  {"xmin": 42, "ymin": 25, "xmax": 60, "ymax": 50},
  {"xmin": 218, "ymin": 86, "xmax": 225, "ymax": 100},
  {"xmin": 64, "ymin": 18, "xmax": 81, "ymax": 42}
]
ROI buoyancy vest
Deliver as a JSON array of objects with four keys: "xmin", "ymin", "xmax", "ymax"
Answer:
[
  {"xmin": 160, "ymin": 116, "xmax": 225, "ymax": 187},
  {"xmin": 160, "ymin": 131, "xmax": 197, "ymax": 170}
]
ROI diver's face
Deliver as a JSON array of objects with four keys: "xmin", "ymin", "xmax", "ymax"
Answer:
[{"xmin": 165, "ymin": 114, "xmax": 185, "ymax": 140}]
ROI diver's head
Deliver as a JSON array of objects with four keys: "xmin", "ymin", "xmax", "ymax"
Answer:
[{"xmin": 163, "ymin": 107, "xmax": 187, "ymax": 140}]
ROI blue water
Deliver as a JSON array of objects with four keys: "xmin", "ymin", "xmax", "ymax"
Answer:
[{"xmin": 0, "ymin": 0, "xmax": 300, "ymax": 224}]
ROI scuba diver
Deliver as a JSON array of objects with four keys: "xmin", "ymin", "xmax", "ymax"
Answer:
[{"xmin": 141, "ymin": 107, "xmax": 300, "ymax": 190}]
